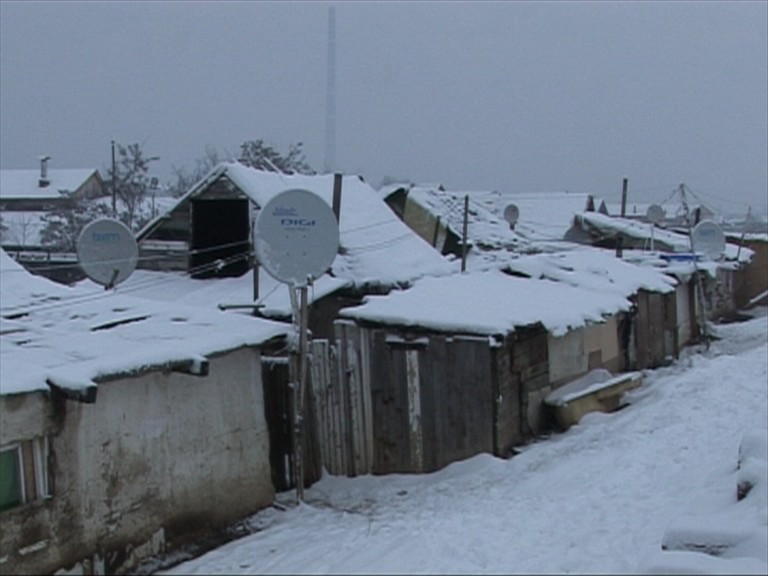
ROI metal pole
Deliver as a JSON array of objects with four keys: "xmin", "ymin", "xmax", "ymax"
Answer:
[
  {"xmin": 332, "ymin": 173, "xmax": 342, "ymax": 223},
  {"xmin": 461, "ymin": 194, "xmax": 469, "ymax": 272},
  {"xmin": 679, "ymin": 184, "xmax": 710, "ymax": 349},
  {"xmin": 296, "ymin": 284, "xmax": 309, "ymax": 501},
  {"xmin": 111, "ymin": 140, "xmax": 117, "ymax": 218}
]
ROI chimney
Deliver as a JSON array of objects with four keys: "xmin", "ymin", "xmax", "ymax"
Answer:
[{"xmin": 39, "ymin": 155, "xmax": 51, "ymax": 188}]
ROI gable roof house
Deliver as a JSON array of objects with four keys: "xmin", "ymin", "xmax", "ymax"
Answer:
[
  {"xmin": 0, "ymin": 249, "xmax": 291, "ymax": 575},
  {"xmin": 308, "ymin": 249, "xmax": 677, "ymax": 477},
  {"xmin": 381, "ymin": 184, "xmax": 596, "ymax": 269},
  {"xmin": 0, "ymin": 158, "xmax": 105, "ymax": 212},
  {"xmin": 0, "ymin": 158, "xmax": 107, "ymax": 284},
  {"xmin": 136, "ymin": 162, "xmax": 454, "ymax": 339}
]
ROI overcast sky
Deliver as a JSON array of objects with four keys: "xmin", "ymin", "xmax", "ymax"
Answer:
[{"xmin": 1, "ymin": 1, "xmax": 766, "ymax": 214}]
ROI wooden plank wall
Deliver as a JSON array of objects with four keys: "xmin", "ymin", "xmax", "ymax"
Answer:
[
  {"xmin": 492, "ymin": 339, "xmax": 523, "ymax": 455},
  {"xmin": 310, "ymin": 322, "xmax": 373, "ymax": 477},
  {"xmin": 511, "ymin": 325, "xmax": 550, "ymax": 437},
  {"xmin": 417, "ymin": 335, "xmax": 494, "ymax": 472}
]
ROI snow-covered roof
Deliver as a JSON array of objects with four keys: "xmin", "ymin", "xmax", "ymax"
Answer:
[
  {"xmin": 340, "ymin": 269, "xmax": 634, "ymax": 337},
  {"xmin": 401, "ymin": 186, "xmax": 593, "ymax": 266},
  {"xmin": 0, "ymin": 249, "xmax": 290, "ymax": 397},
  {"xmin": 504, "ymin": 246, "xmax": 678, "ymax": 296},
  {"xmin": 574, "ymin": 212, "xmax": 753, "ymax": 264},
  {"xmin": 91, "ymin": 267, "xmax": 351, "ymax": 320},
  {"xmin": 0, "ymin": 168, "xmax": 99, "ymax": 200},
  {"xmin": 143, "ymin": 163, "xmax": 455, "ymax": 288}
]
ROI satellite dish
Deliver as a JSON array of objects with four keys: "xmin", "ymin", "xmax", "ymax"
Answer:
[
  {"xmin": 254, "ymin": 189, "xmax": 339, "ymax": 286},
  {"xmin": 646, "ymin": 204, "xmax": 665, "ymax": 225},
  {"xmin": 691, "ymin": 219, "xmax": 726, "ymax": 260},
  {"xmin": 77, "ymin": 218, "xmax": 138, "ymax": 287},
  {"xmin": 503, "ymin": 203, "xmax": 520, "ymax": 227}
]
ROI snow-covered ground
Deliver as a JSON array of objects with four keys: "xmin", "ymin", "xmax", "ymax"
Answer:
[{"xmin": 158, "ymin": 308, "xmax": 768, "ymax": 575}]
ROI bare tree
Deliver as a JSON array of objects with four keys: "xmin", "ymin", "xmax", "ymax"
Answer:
[
  {"xmin": 167, "ymin": 145, "xmax": 222, "ymax": 198},
  {"xmin": 3, "ymin": 212, "xmax": 38, "ymax": 248},
  {"xmin": 108, "ymin": 142, "xmax": 160, "ymax": 229},
  {"xmin": 237, "ymin": 139, "xmax": 314, "ymax": 175}
]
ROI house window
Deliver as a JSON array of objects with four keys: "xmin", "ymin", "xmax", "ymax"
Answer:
[
  {"xmin": 0, "ymin": 447, "xmax": 23, "ymax": 512},
  {"xmin": 0, "ymin": 437, "xmax": 51, "ymax": 513}
]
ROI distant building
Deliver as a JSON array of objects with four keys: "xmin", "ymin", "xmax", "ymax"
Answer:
[{"xmin": 0, "ymin": 157, "xmax": 107, "ymax": 284}]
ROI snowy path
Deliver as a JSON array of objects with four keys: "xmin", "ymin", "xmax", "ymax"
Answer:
[{"xmin": 161, "ymin": 310, "xmax": 767, "ymax": 575}]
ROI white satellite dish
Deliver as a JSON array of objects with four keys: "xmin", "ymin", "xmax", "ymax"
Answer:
[
  {"xmin": 503, "ymin": 203, "xmax": 520, "ymax": 227},
  {"xmin": 691, "ymin": 219, "xmax": 726, "ymax": 260},
  {"xmin": 254, "ymin": 189, "xmax": 339, "ymax": 286},
  {"xmin": 77, "ymin": 218, "xmax": 138, "ymax": 287},
  {"xmin": 646, "ymin": 204, "xmax": 665, "ymax": 225}
]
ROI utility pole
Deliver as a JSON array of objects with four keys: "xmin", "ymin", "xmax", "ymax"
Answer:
[
  {"xmin": 461, "ymin": 195, "xmax": 469, "ymax": 272},
  {"xmin": 111, "ymin": 140, "xmax": 117, "ymax": 218},
  {"xmin": 332, "ymin": 173, "xmax": 343, "ymax": 222},
  {"xmin": 324, "ymin": 7, "xmax": 337, "ymax": 174},
  {"xmin": 616, "ymin": 177, "xmax": 628, "ymax": 258}
]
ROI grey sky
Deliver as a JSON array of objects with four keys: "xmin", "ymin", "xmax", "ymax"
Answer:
[{"xmin": 1, "ymin": 1, "xmax": 766, "ymax": 214}]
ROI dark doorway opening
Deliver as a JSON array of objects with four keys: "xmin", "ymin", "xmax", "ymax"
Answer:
[{"xmin": 190, "ymin": 199, "xmax": 250, "ymax": 278}]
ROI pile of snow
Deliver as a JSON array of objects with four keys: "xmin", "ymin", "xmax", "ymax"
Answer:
[{"xmin": 639, "ymin": 425, "xmax": 768, "ymax": 574}]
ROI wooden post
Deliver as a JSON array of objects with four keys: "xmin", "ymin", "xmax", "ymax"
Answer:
[
  {"xmin": 736, "ymin": 207, "xmax": 751, "ymax": 261},
  {"xmin": 461, "ymin": 194, "xmax": 469, "ymax": 272},
  {"xmin": 616, "ymin": 177, "xmax": 628, "ymax": 258},
  {"xmin": 295, "ymin": 285, "xmax": 309, "ymax": 501},
  {"xmin": 252, "ymin": 258, "xmax": 259, "ymax": 304},
  {"xmin": 332, "ymin": 173, "xmax": 343, "ymax": 223}
]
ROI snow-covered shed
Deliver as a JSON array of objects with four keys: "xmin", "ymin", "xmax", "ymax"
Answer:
[
  {"xmin": 324, "ymin": 268, "xmax": 642, "ymax": 476},
  {"xmin": 0, "ymin": 249, "xmax": 290, "ymax": 575},
  {"xmin": 504, "ymin": 246, "xmax": 679, "ymax": 373},
  {"xmin": 569, "ymin": 211, "xmax": 756, "ymax": 324}
]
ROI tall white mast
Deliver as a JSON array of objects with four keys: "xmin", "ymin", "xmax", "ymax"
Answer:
[{"xmin": 324, "ymin": 6, "xmax": 337, "ymax": 174}]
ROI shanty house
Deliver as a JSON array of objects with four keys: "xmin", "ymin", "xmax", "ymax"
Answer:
[
  {"xmin": 322, "ymin": 268, "xmax": 638, "ymax": 476},
  {"xmin": 569, "ymin": 211, "xmax": 755, "ymax": 325},
  {"xmin": 503, "ymin": 246, "xmax": 679, "ymax": 374},
  {"xmin": 125, "ymin": 163, "xmax": 454, "ymax": 490},
  {"xmin": 0, "ymin": 250, "xmax": 289, "ymax": 575}
]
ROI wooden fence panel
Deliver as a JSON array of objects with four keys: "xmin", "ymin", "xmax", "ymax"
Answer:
[{"xmin": 310, "ymin": 325, "xmax": 373, "ymax": 478}]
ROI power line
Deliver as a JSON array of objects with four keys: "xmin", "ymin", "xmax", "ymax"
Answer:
[{"xmin": 1, "ymin": 249, "xmax": 253, "ymax": 317}]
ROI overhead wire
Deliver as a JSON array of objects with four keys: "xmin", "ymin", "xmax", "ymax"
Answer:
[{"xmin": 1, "ymin": 248, "xmax": 254, "ymax": 317}]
